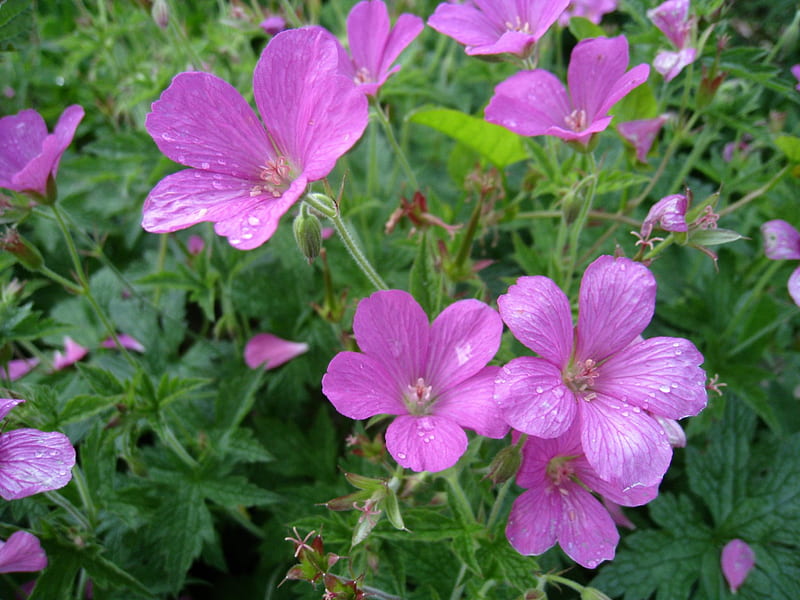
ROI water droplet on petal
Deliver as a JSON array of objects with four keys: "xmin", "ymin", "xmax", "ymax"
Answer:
[
  {"xmin": 658, "ymin": 384, "xmax": 671, "ymax": 393},
  {"xmin": 535, "ymin": 386, "xmax": 544, "ymax": 394},
  {"xmin": 201, "ymin": 162, "xmax": 210, "ymax": 169},
  {"xmin": 397, "ymin": 452, "xmax": 407, "ymax": 460}
]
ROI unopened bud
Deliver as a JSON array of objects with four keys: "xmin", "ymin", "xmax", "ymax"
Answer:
[
  {"xmin": 485, "ymin": 444, "xmax": 522, "ymax": 485},
  {"xmin": 151, "ymin": 0, "xmax": 169, "ymax": 29},
  {"xmin": 293, "ymin": 204, "xmax": 323, "ymax": 263},
  {"xmin": 581, "ymin": 587, "xmax": 612, "ymax": 600},
  {"xmin": 1, "ymin": 228, "xmax": 43, "ymax": 271}
]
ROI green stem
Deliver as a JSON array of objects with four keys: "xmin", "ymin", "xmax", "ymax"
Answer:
[
  {"xmin": 71, "ymin": 466, "xmax": 98, "ymax": 527},
  {"xmin": 718, "ymin": 166, "xmax": 790, "ymax": 218},
  {"xmin": 443, "ymin": 470, "xmax": 475, "ymax": 524},
  {"xmin": 304, "ymin": 194, "xmax": 388, "ymax": 291},
  {"xmin": 452, "ymin": 194, "xmax": 485, "ymax": 272},
  {"xmin": 50, "ymin": 204, "xmax": 137, "ymax": 369},
  {"xmin": 542, "ymin": 574, "xmax": 586, "ymax": 594},
  {"xmin": 45, "ymin": 491, "xmax": 91, "ymax": 531},
  {"xmin": 156, "ymin": 419, "xmax": 199, "ymax": 469},
  {"xmin": 39, "ymin": 265, "xmax": 84, "ymax": 295},
  {"xmin": 486, "ymin": 476, "xmax": 514, "ymax": 532},
  {"xmin": 371, "ymin": 100, "xmax": 419, "ymax": 191},
  {"xmin": 562, "ymin": 155, "xmax": 598, "ymax": 293},
  {"xmin": 153, "ymin": 233, "xmax": 169, "ymax": 306},
  {"xmin": 448, "ymin": 563, "xmax": 468, "ymax": 600}
]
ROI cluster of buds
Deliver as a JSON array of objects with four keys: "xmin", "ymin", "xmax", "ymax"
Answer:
[
  {"xmin": 384, "ymin": 191, "xmax": 461, "ymax": 239},
  {"xmin": 345, "ymin": 431, "xmax": 387, "ymax": 464}
]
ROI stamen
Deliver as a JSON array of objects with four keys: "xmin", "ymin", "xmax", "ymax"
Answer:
[
  {"xmin": 564, "ymin": 108, "xmax": 588, "ymax": 132},
  {"xmin": 504, "ymin": 16, "xmax": 532, "ymax": 33}
]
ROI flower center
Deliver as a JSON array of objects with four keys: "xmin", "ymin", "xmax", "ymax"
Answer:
[
  {"xmin": 564, "ymin": 108, "xmax": 588, "ymax": 132},
  {"xmin": 504, "ymin": 16, "xmax": 532, "ymax": 34},
  {"xmin": 250, "ymin": 156, "xmax": 292, "ymax": 198},
  {"xmin": 564, "ymin": 358, "xmax": 600, "ymax": 401},
  {"xmin": 546, "ymin": 455, "xmax": 577, "ymax": 489},
  {"xmin": 354, "ymin": 66, "xmax": 372, "ymax": 84},
  {"xmin": 405, "ymin": 377, "xmax": 434, "ymax": 415}
]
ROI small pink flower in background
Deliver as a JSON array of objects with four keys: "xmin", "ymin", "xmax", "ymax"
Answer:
[
  {"xmin": 557, "ymin": 0, "xmax": 617, "ymax": 26},
  {"xmin": 244, "ymin": 333, "xmax": 309, "ymax": 370},
  {"xmin": 51, "ymin": 337, "xmax": 88, "ymax": 371},
  {"xmin": 602, "ymin": 497, "xmax": 637, "ymax": 530},
  {"xmin": 339, "ymin": 0, "xmax": 424, "ymax": 96},
  {"xmin": 640, "ymin": 193, "xmax": 688, "ymax": 239},
  {"xmin": 618, "ymin": 115, "xmax": 669, "ymax": 163},
  {"xmin": 1, "ymin": 358, "xmax": 40, "ymax": 381},
  {"xmin": 260, "ymin": 15, "xmax": 286, "ymax": 36},
  {"xmin": 654, "ymin": 415, "xmax": 686, "ymax": 448},
  {"xmin": 101, "ymin": 333, "xmax": 145, "ymax": 352},
  {"xmin": 721, "ymin": 539, "xmax": 755, "ymax": 593},
  {"xmin": 0, "ymin": 531, "xmax": 47, "ymax": 573},
  {"xmin": 0, "ymin": 105, "xmax": 84, "ymax": 202},
  {"xmin": 761, "ymin": 219, "xmax": 800, "ymax": 306},
  {"xmin": 495, "ymin": 255, "xmax": 707, "ymax": 488},
  {"xmin": 648, "ymin": 0, "xmax": 697, "ymax": 82},
  {"xmin": 187, "ymin": 234, "xmax": 205, "ymax": 255},
  {"xmin": 427, "ymin": 0, "xmax": 570, "ymax": 58},
  {"xmin": 506, "ymin": 425, "xmax": 658, "ymax": 568},
  {"xmin": 486, "ymin": 36, "xmax": 649, "ymax": 147},
  {"xmin": 792, "ymin": 65, "xmax": 800, "ymax": 91},
  {"xmin": 0, "ymin": 398, "xmax": 76, "ymax": 500},
  {"xmin": 142, "ymin": 27, "xmax": 368, "ymax": 250},
  {"xmin": 322, "ymin": 290, "xmax": 508, "ymax": 472}
]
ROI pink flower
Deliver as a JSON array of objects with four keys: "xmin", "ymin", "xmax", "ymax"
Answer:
[
  {"xmin": 52, "ymin": 337, "xmax": 88, "ymax": 371},
  {"xmin": 322, "ymin": 290, "xmax": 508, "ymax": 472},
  {"xmin": 0, "ymin": 531, "xmax": 47, "ymax": 573},
  {"xmin": 1, "ymin": 358, "xmax": 40, "ymax": 381},
  {"xmin": 640, "ymin": 193, "xmax": 688, "ymax": 239},
  {"xmin": 495, "ymin": 255, "xmax": 707, "ymax": 488},
  {"xmin": 244, "ymin": 333, "xmax": 309, "ymax": 370},
  {"xmin": 506, "ymin": 425, "xmax": 658, "ymax": 568},
  {"xmin": 0, "ymin": 398, "xmax": 75, "ymax": 500},
  {"xmin": 339, "ymin": 0, "xmax": 424, "ymax": 96},
  {"xmin": 0, "ymin": 105, "xmax": 84, "ymax": 202},
  {"xmin": 792, "ymin": 65, "xmax": 800, "ymax": 91},
  {"xmin": 761, "ymin": 219, "xmax": 800, "ymax": 306},
  {"xmin": 260, "ymin": 15, "xmax": 286, "ymax": 36},
  {"xmin": 101, "ymin": 333, "xmax": 145, "ymax": 353},
  {"xmin": 618, "ymin": 115, "xmax": 669, "ymax": 163},
  {"xmin": 187, "ymin": 234, "xmax": 205, "ymax": 255},
  {"xmin": 647, "ymin": 0, "xmax": 697, "ymax": 82},
  {"xmin": 485, "ymin": 36, "xmax": 649, "ymax": 146},
  {"xmin": 721, "ymin": 539, "xmax": 755, "ymax": 593},
  {"xmin": 142, "ymin": 27, "xmax": 368, "ymax": 250},
  {"xmin": 557, "ymin": 0, "xmax": 617, "ymax": 26},
  {"xmin": 427, "ymin": 0, "xmax": 570, "ymax": 58}
]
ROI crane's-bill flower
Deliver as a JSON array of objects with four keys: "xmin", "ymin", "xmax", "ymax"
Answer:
[
  {"xmin": 101, "ymin": 333, "xmax": 145, "ymax": 353},
  {"xmin": 640, "ymin": 193, "xmax": 688, "ymax": 239},
  {"xmin": 260, "ymin": 15, "xmax": 286, "ymax": 36},
  {"xmin": 0, "ymin": 398, "xmax": 76, "ymax": 500},
  {"xmin": 244, "ymin": 333, "xmax": 309, "ymax": 370},
  {"xmin": 427, "ymin": 0, "xmax": 570, "ymax": 58},
  {"xmin": 322, "ymin": 290, "xmax": 508, "ymax": 472},
  {"xmin": 1, "ymin": 358, "xmax": 39, "ymax": 381},
  {"xmin": 0, "ymin": 531, "xmax": 47, "ymax": 573},
  {"xmin": 792, "ymin": 65, "xmax": 800, "ymax": 91},
  {"xmin": 618, "ymin": 115, "xmax": 669, "ymax": 163},
  {"xmin": 52, "ymin": 337, "xmax": 88, "ymax": 371},
  {"xmin": 340, "ymin": 0, "xmax": 424, "ymax": 96},
  {"xmin": 761, "ymin": 219, "xmax": 800, "ymax": 306},
  {"xmin": 0, "ymin": 105, "xmax": 84, "ymax": 203},
  {"xmin": 495, "ymin": 255, "xmax": 707, "ymax": 488},
  {"xmin": 506, "ymin": 425, "xmax": 658, "ymax": 568},
  {"xmin": 485, "ymin": 36, "xmax": 649, "ymax": 146},
  {"xmin": 558, "ymin": 0, "xmax": 617, "ymax": 26},
  {"xmin": 648, "ymin": 0, "xmax": 696, "ymax": 81},
  {"xmin": 721, "ymin": 539, "xmax": 756, "ymax": 593},
  {"xmin": 653, "ymin": 47, "xmax": 697, "ymax": 82},
  {"xmin": 142, "ymin": 27, "xmax": 368, "ymax": 250}
]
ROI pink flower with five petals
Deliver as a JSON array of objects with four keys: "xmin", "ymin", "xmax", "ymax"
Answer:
[
  {"xmin": 495, "ymin": 255, "xmax": 707, "ymax": 489},
  {"xmin": 322, "ymin": 290, "xmax": 508, "ymax": 472},
  {"xmin": 142, "ymin": 27, "xmax": 368, "ymax": 250},
  {"xmin": 761, "ymin": 219, "xmax": 800, "ymax": 306}
]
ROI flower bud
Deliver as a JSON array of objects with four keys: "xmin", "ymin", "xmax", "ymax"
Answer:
[
  {"xmin": 1, "ymin": 228, "xmax": 43, "ymax": 271},
  {"xmin": 485, "ymin": 444, "xmax": 522, "ymax": 485},
  {"xmin": 151, "ymin": 0, "xmax": 169, "ymax": 29},
  {"xmin": 581, "ymin": 587, "xmax": 613, "ymax": 600},
  {"xmin": 293, "ymin": 204, "xmax": 323, "ymax": 263}
]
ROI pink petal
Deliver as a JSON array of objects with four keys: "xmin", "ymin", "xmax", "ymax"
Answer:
[
  {"xmin": 426, "ymin": 299, "xmax": 502, "ymax": 391},
  {"xmin": 594, "ymin": 336, "xmax": 707, "ymax": 419},
  {"xmin": 721, "ymin": 539, "xmax": 755, "ymax": 593},
  {"xmin": 385, "ymin": 414, "xmax": 467, "ymax": 472},
  {"xmin": 495, "ymin": 357, "xmax": 577, "ymax": 439},
  {"xmin": 254, "ymin": 27, "xmax": 368, "ymax": 181},
  {"xmin": 581, "ymin": 457, "xmax": 660, "ymax": 506},
  {"xmin": 486, "ymin": 70, "xmax": 571, "ymax": 137},
  {"xmin": 579, "ymin": 393, "xmax": 672, "ymax": 489},
  {"xmin": 788, "ymin": 266, "xmax": 800, "ymax": 307},
  {"xmin": 647, "ymin": 0, "xmax": 691, "ymax": 48},
  {"xmin": 0, "ymin": 398, "xmax": 24, "ymax": 421},
  {"xmin": 506, "ymin": 484, "xmax": 560, "ymax": 556},
  {"xmin": 0, "ymin": 110, "xmax": 48, "ymax": 186},
  {"xmin": 1, "ymin": 358, "xmax": 39, "ymax": 381},
  {"xmin": 576, "ymin": 255, "xmax": 656, "ymax": 363},
  {"xmin": 244, "ymin": 333, "xmax": 308, "ymax": 370},
  {"xmin": 556, "ymin": 480, "xmax": 619, "ymax": 568},
  {"xmin": 260, "ymin": 15, "xmax": 286, "ymax": 36},
  {"xmin": 761, "ymin": 219, "xmax": 800, "ymax": 260},
  {"xmin": 434, "ymin": 366, "xmax": 509, "ymax": 438},
  {"xmin": 0, "ymin": 429, "xmax": 76, "ymax": 500},
  {"xmin": 497, "ymin": 275, "xmax": 573, "ymax": 367},
  {"xmin": 52, "ymin": 337, "xmax": 88, "ymax": 371},
  {"xmin": 654, "ymin": 47, "xmax": 697, "ymax": 82},
  {"xmin": 618, "ymin": 115, "xmax": 669, "ymax": 163},
  {"xmin": 467, "ymin": 30, "xmax": 539, "ymax": 57},
  {"xmin": 515, "ymin": 425, "xmax": 582, "ymax": 488},
  {"xmin": 145, "ymin": 72, "xmax": 272, "ymax": 179},
  {"xmin": 640, "ymin": 194, "xmax": 688, "ymax": 238},
  {"xmin": 351, "ymin": 290, "xmax": 429, "ymax": 390},
  {"xmin": 101, "ymin": 334, "xmax": 145, "ymax": 352},
  {"xmin": 601, "ymin": 497, "xmax": 637, "ymax": 529},
  {"xmin": 793, "ymin": 64, "xmax": 800, "ymax": 90},
  {"xmin": 347, "ymin": 0, "xmax": 391, "ymax": 83},
  {"xmin": 427, "ymin": 3, "xmax": 506, "ymax": 52},
  {"xmin": 654, "ymin": 415, "xmax": 686, "ymax": 448},
  {"xmin": 378, "ymin": 13, "xmax": 424, "ymax": 82},
  {"xmin": 187, "ymin": 235, "xmax": 205, "ymax": 255},
  {"xmin": 0, "ymin": 532, "xmax": 47, "ymax": 573},
  {"xmin": 322, "ymin": 352, "xmax": 406, "ymax": 419}
]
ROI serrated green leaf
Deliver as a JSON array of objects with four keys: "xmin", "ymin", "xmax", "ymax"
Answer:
[
  {"xmin": 156, "ymin": 373, "xmax": 210, "ymax": 408},
  {"xmin": 202, "ymin": 474, "xmax": 282, "ymax": 508},
  {"xmin": 76, "ymin": 362, "xmax": 125, "ymax": 396},
  {"xmin": 410, "ymin": 107, "xmax": 528, "ymax": 168},
  {"xmin": 220, "ymin": 427, "xmax": 274, "ymax": 464},
  {"xmin": 568, "ymin": 16, "xmax": 606, "ymax": 40},
  {"xmin": 28, "ymin": 544, "xmax": 81, "ymax": 600},
  {"xmin": 59, "ymin": 394, "xmax": 119, "ymax": 424},
  {"xmin": 451, "ymin": 533, "xmax": 481, "ymax": 575},
  {"xmin": 79, "ymin": 545, "xmax": 156, "ymax": 598},
  {"xmin": 0, "ymin": 0, "xmax": 33, "ymax": 51},
  {"xmin": 594, "ymin": 170, "xmax": 651, "ymax": 195},
  {"xmin": 477, "ymin": 537, "xmax": 539, "ymax": 592}
]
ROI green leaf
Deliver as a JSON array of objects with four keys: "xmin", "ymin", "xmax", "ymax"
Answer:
[
  {"xmin": 775, "ymin": 135, "xmax": 800, "ymax": 163},
  {"xmin": 59, "ymin": 394, "xmax": 119, "ymax": 425},
  {"xmin": 28, "ymin": 544, "xmax": 81, "ymax": 600},
  {"xmin": 76, "ymin": 362, "xmax": 126, "ymax": 396},
  {"xmin": 220, "ymin": 427, "xmax": 274, "ymax": 464},
  {"xmin": 408, "ymin": 231, "xmax": 441, "ymax": 317},
  {"xmin": 689, "ymin": 227, "xmax": 747, "ymax": 246},
  {"xmin": 0, "ymin": 0, "xmax": 33, "ymax": 51},
  {"xmin": 156, "ymin": 373, "xmax": 210, "ymax": 408},
  {"xmin": 568, "ymin": 16, "xmax": 606, "ymax": 40},
  {"xmin": 410, "ymin": 107, "xmax": 528, "ymax": 168},
  {"xmin": 79, "ymin": 545, "xmax": 156, "ymax": 598},
  {"xmin": 594, "ymin": 170, "xmax": 651, "ymax": 195},
  {"xmin": 610, "ymin": 82, "xmax": 659, "ymax": 122},
  {"xmin": 202, "ymin": 474, "xmax": 282, "ymax": 508}
]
